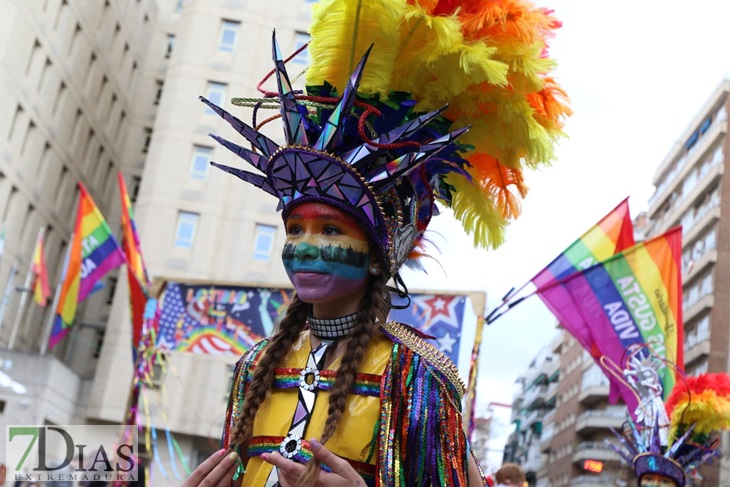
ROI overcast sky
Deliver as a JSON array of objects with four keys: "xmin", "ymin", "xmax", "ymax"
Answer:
[{"xmin": 401, "ymin": 0, "xmax": 730, "ymax": 464}]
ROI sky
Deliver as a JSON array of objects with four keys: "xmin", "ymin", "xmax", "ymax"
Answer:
[{"xmin": 401, "ymin": 0, "xmax": 730, "ymax": 466}]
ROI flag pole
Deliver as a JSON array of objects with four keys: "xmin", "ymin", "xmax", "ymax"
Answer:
[
  {"xmin": 9, "ymin": 226, "xmax": 45, "ymax": 350},
  {"xmin": 0, "ymin": 261, "xmax": 18, "ymax": 334},
  {"xmin": 40, "ymin": 231, "xmax": 74, "ymax": 355}
]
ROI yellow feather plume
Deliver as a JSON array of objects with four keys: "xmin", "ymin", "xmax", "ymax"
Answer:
[{"xmin": 306, "ymin": 0, "xmax": 570, "ymax": 249}]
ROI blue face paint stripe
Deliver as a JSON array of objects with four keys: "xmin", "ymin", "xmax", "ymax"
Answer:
[{"xmin": 283, "ymin": 258, "xmax": 369, "ymax": 281}]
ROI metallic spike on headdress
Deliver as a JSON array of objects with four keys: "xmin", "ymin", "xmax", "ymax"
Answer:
[
  {"xmin": 272, "ymin": 31, "xmax": 309, "ymax": 146},
  {"xmin": 665, "ymin": 424, "xmax": 696, "ymax": 459},
  {"xmin": 366, "ymin": 127, "xmax": 470, "ymax": 192},
  {"xmin": 605, "ymin": 438, "xmax": 635, "ymax": 466},
  {"xmin": 199, "ymin": 96, "xmax": 280, "ymax": 157},
  {"xmin": 209, "ymin": 162, "xmax": 276, "ymax": 196},
  {"xmin": 341, "ymin": 106, "xmax": 448, "ymax": 167},
  {"xmin": 313, "ymin": 45, "xmax": 372, "ymax": 152},
  {"xmin": 208, "ymin": 133, "xmax": 268, "ymax": 172}
]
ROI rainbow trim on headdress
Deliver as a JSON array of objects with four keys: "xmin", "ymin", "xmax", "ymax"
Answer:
[{"xmin": 205, "ymin": 0, "xmax": 569, "ymax": 277}]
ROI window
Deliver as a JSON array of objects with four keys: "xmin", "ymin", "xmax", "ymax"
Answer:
[
  {"xmin": 130, "ymin": 176, "xmax": 142, "ymax": 202},
  {"xmin": 52, "ymin": 81, "xmax": 66, "ymax": 115},
  {"xmin": 165, "ymin": 34, "xmax": 175, "ymax": 59},
  {"xmin": 93, "ymin": 330, "xmax": 104, "ymax": 359},
  {"xmin": 175, "ymin": 0, "xmax": 184, "ymax": 12},
  {"xmin": 205, "ymin": 82, "xmax": 227, "ymax": 113},
  {"xmin": 153, "ymin": 79, "xmax": 164, "ymax": 105},
  {"xmin": 190, "ymin": 145, "xmax": 212, "ymax": 180},
  {"xmin": 142, "ymin": 127, "xmax": 152, "ymax": 153},
  {"xmin": 106, "ymin": 276, "xmax": 117, "ymax": 305},
  {"xmin": 8, "ymin": 105, "xmax": 24, "ymax": 141},
  {"xmin": 175, "ymin": 211, "xmax": 198, "ymax": 248},
  {"xmin": 292, "ymin": 32, "xmax": 310, "ymax": 65},
  {"xmin": 218, "ymin": 20, "xmax": 240, "ymax": 53},
  {"xmin": 253, "ymin": 224, "xmax": 276, "ymax": 261}
]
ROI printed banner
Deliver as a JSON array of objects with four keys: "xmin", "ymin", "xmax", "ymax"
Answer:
[
  {"xmin": 156, "ymin": 282, "xmax": 472, "ymax": 365},
  {"xmin": 156, "ymin": 283, "xmax": 292, "ymax": 354},
  {"xmin": 390, "ymin": 294, "xmax": 468, "ymax": 365}
]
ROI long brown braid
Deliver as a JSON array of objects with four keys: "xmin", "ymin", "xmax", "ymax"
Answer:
[
  {"xmin": 298, "ymin": 274, "xmax": 391, "ymax": 487},
  {"xmin": 228, "ymin": 295, "xmax": 311, "ymax": 456}
]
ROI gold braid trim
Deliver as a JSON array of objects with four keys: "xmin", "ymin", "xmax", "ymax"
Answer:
[{"xmin": 382, "ymin": 321, "xmax": 466, "ymax": 400}]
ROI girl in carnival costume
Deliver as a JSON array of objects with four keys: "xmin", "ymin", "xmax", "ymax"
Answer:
[{"xmin": 183, "ymin": 0, "xmax": 570, "ymax": 485}]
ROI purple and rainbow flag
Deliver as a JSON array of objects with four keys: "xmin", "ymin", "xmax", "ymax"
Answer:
[
  {"xmin": 48, "ymin": 183, "xmax": 125, "ymax": 349},
  {"xmin": 536, "ymin": 227, "xmax": 684, "ymax": 412},
  {"xmin": 532, "ymin": 198, "xmax": 635, "ymax": 355}
]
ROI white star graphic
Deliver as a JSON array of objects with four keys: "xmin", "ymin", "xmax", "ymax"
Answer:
[{"xmin": 436, "ymin": 332, "xmax": 457, "ymax": 354}]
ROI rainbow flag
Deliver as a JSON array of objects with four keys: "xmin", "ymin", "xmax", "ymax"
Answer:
[
  {"xmin": 118, "ymin": 172, "xmax": 151, "ymax": 351},
  {"xmin": 536, "ymin": 227, "xmax": 684, "ymax": 414},
  {"xmin": 48, "ymin": 183, "xmax": 126, "ymax": 349},
  {"xmin": 31, "ymin": 229, "xmax": 51, "ymax": 306},
  {"xmin": 532, "ymin": 198, "xmax": 635, "ymax": 354}
]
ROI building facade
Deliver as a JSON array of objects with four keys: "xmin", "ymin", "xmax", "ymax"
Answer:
[
  {"xmin": 535, "ymin": 330, "xmax": 629, "ymax": 487},
  {"xmin": 0, "ymin": 0, "xmax": 314, "ymax": 480},
  {"xmin": 643, "ymin": 79, "xmax": 730, "ymax": 486},
  {"xmin": 0, "ymin": 0, "xmax": 162, "ymax": 442},
  {"xmin": 505, "ymin": 335, "xmax": 561, "ymax": 486}
]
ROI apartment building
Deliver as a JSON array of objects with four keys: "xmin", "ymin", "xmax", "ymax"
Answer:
[
  {"xmin": 0, "ymin": 0, "xmax": 315, "ymax": 479},
  {"xmin": 505, "ymin": 336, "xmax": 561, "ymax": 486},
  {"xmin": 534, "ymin": 330, "xmax": 630, "ymax": 487},
  {"xmin": 642, "ymin": 79, "xmax": 730, "ymax": 486}
]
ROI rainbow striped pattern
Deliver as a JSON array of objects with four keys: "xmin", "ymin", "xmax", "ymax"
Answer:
[
  {"xmin": 532, "ymin": 199, "xmax": 635, "ymax": 354},
  {"xmin": 48, "ymin": 183, "xmax": 125, "ymax": 350},
  {"xmin": 266, "ymin": 368, "xmax": 381, "ymax": 397},
  {"xmin": 537, "ymin": 227, "xmax": 684, "ymax": 412},
  {"xmin": 118, "ymin": 172, "xmax": 150, "ymax": 352},
  {"xmin": 118, "ymin": 172, "xmax": 149, "ymax": 292},
  {"xmin": 31, "ymin": 231, "xmax": 50, "ymax": 306},
  {"xmin": 248, "ymin": 436, "xmax": 376, "ymax": 486}
]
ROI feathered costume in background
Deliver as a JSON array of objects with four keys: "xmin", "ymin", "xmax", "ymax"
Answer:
[{"xmin": 609, "ymin": 372, "xmax": 730, "ymax": 486}]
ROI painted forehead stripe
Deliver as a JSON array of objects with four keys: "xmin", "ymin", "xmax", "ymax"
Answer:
[{"xmin": 287, "ymin": 204, "xmax": 366, "ymax": 236}]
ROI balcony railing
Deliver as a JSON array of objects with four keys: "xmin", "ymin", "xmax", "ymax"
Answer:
[
  {"xmin": 575, "ymin": 409, "xmax": 625, "ymax": 433},
  {"xmin": 684, "ymin": 338, "xmax": 710, "ymax": 365},
  {"xmin": 524, "ymin": 384, "xmax": 548, "ymax": 409},
  {"xmin": 578, "ymin": 383, "xmax": 609, "ymax": 405},
  {"xmin": 572, "ymin": 441, "xmax": 622, "ymax": 464},
  {"xmin": 570, "ymin": 474, "xmax": 620, "ymax": 486},
  {"xmin": 524, "ymin": 408, "xmax": 544, "ymax": 428}
]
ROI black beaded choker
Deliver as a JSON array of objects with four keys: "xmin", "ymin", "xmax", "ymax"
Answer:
[{"xmin": 308, "ymin": 312, "xmax": 361, "ymax": 339}]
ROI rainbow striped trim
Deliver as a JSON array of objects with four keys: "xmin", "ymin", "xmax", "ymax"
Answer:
[
  {"xmin": 249, "ymin": 436, "xmax": 376, "ymax": 486},
  {"xmin": 248, "ymin": 367, "xmax": 381, "ymax": 397}
]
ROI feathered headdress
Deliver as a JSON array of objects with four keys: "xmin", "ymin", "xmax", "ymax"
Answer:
[
  {"xmin": 201, "ymin": 0, "xmax": 570, "ymax": 279},
  {"xmin": 609, "ymin": 371, "xmax": 730, "ymax": 486}
]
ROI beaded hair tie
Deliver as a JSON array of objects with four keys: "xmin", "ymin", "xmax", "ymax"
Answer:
[{"xmin": 308, "ymin": 313, "xmax": 361, "ymax": 339}]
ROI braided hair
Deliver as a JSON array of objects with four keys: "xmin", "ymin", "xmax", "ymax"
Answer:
[
  {"xmin": 298, "ymin": 273, "xmax": 390, "ymax": 486},
  {"xmin": 228, "ymin": 295, "xmax": 311, "ymax": 456}
]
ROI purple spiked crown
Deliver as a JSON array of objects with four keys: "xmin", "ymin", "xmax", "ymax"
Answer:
[{"xmin": 199, "ymin": 32, "xmax": 469, "ymax": 279}]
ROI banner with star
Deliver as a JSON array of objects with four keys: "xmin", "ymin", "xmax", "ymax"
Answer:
[
  {"xmin": 389, "ymin": 293, "xmax": 470, "ymax": 366},
  {"xmin": 155, "ymin": 282, "xmax": 477, "ymax": 363}
]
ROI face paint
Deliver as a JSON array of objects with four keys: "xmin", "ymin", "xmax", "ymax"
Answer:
[{"xmin": 283, "ymin": 203, "xmax": 372, "ymax": 307}]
